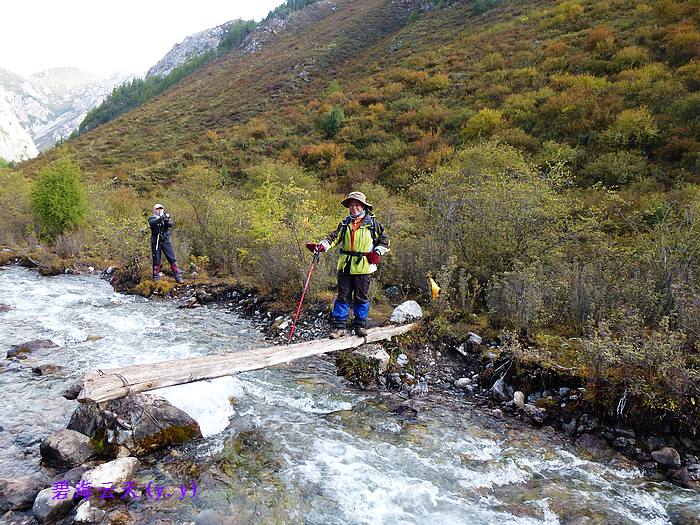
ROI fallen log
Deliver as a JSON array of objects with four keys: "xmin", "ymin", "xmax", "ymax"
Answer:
[{"xmin": 80, "ymin": 323, "xmax": 415, "ymax": 404}]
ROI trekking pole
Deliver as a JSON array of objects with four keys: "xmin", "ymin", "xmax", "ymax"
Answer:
[{"xmin": 287, "ymin": 250, "xmax": 320, "ymax": 345}]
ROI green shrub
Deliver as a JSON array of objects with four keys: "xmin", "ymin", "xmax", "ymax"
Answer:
[
  {"xmin": 0, "ymin": 167, "xmax": 33, "ymax": 243},
  {"xmin": 668, "ymin": 93, "xmax": 700, "ymax": 125},
  {"xmin": 462, "ymin": 108, "xmax": 505, "ymax": 140},
  {"xmin": 487, "ymin": 263, "xmax": 556, "ymax": 335},
  {"xmin": 579, "ymin": 312, "xmax": 700, "ymax": 430},
  {"xmin": 611, "ymin": 46, "xmax": 651, "ymax": 71},
  {"xmin": 31, "ymin": 157, "xmax": 87, "ymax": 240},
  {"xmin": 600, "ymin": 108, "xmax": 659, "ymax": 149},
  {"xmin": 615, "ymin": 63, "xmax": 686, "ymax": 110},
  {"xmin": 582, "ymin": 150, "xmax": 650, "ymax": 186},
  {"xmin": 412, "ymin": 141, "xmax": 571, "ymax": 281}
]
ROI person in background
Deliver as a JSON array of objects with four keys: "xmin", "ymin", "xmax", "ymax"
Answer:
[
  {"xmin": 307, "ymin": 191, "xmax": 390, "ymax": 338},
  {"xmin": 148, "ymin": 203, "xmax": 183, "ymax": 283}
]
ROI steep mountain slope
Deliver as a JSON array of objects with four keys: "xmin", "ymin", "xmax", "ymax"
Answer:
[
  {"xmin": 24, "ymin": 0, "xmax": 699, "ymax": 191},
  {"xmin": 27, "ymin": 0, "xmax": 420, "ymax": 176},
  {"xmin": 0, "ymin": 67, "xmax": 131, "ymax": 161}
]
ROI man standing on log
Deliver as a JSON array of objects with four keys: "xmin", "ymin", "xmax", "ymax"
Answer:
[
  {"xmin": 307, "ymin": 191, "xmax": 390, "ymax": 338},
  {"xmin": 148, "ymin": 203, "xmax": 183, "ymax": 283}
]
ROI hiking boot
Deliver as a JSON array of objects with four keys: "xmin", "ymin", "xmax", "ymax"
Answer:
[
  {"xmin": 329, "ymin": 328, "xmax": 346, "ymax": 339},
  {"xmin": 354, "ymin": 325, "xmax": 369, "ymax": 337},
  {"xmin": 175, "ymin": 273, "xmax": 184, "ymax": 284}
]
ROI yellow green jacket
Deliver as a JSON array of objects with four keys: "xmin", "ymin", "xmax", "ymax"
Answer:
[{"xmin": 322, "ymin": 213, "xmax": 390, "ymax": 275}]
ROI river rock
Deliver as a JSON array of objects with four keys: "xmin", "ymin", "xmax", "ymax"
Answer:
[
  {"xmin": 523, "ymin": 403, "xmax": 546, "ymax": 423},
  {"xmin": 652, "ymin": 447, "xmax": 681, "ymax": 468},
  {"xmin": 513, "ymin": 391, "xmax": 525, "ymax": 409},
  {"xmin": 576, "ymin": 433, "xmax": 617, "ymax": 461},
  {"xmin": 63, "ymin": 382, "xmax": 83, "ymax": 400},
  {"xmin": 32, "ymin": 486, "xmax": 76, "ymax": 523},
  {"xmin": 561, "ymin": 417, "xmax": 577, "ymax": 435},
  {"xmin": 7, "ymin": 339, "xmax": 59, "ymax": 358},
  {"xmin": 74, "ymin": 500, "xmax": 106, "ymax": 523},
  {"xmin": 389, "ymin": 301, "xmax": 422, "ymax": 323},
  {"xmin": 53, "ymin": 466, "xmax": 92, "ymax": 486},
  {"xmin": 32, "ymin": 364, "xmax": 65, "ymax": 376},
  {"xmin": 0, "ymin": 476, "xmax": 46, "ymax": 511},
  {"xmin": 468, "ymin": 332, "xmax": 482, "ymax": 345},
  {"xmin": 81, "ymin": 457, "xmax": 140, "ymax": 494},
  {"xmin": 668, "ymin": 466, "xmax": 700, "ymax": 491},
  {"xmin": 388, "ymin": 372, "xmax": 401, "ymax": 386},
  {"xmin": 336, "ymin": 344, "xmax": 390, "ymax": 383},
  {"xmin": 407, "ymin": 377, "xmax": 428, "ymax": 398},
  {"xmin": 68, "ymin": 394, "xmax": 202, "ymax": 456},
  {"xmin": 40, "ymin": 429, "xmax": 95, "ymax": 468},
  {"xmin": 489, "ymin": 376, "xmax": 509, "ymax": 401},
  {"xmin": 454, "ymin": 377, "xmax": 471, "ymax": 389}
]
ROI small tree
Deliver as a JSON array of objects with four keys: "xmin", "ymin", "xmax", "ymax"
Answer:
[
  {"xmin": 31, "ymin": 156, "xmax": 87, "ymax": 240},
  {"xmin": 323, "ymin": 105, "xmax": 345, "ymax": 138}
]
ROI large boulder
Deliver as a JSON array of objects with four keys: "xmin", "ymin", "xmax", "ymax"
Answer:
[
  {"xmin": 40, "ymin": 429, "xmax": 95, "ymax": 468},
  {"xmin": 68, "ymin": 393, "xmax": 202, "ymax": 456},
  {"xmin": 671, "ymin": 464, "xmax": 700, "ymax": 491},
  {"xmin": 389, "ymin": 301, "xmax": 423, "ymax": 323},
  {"xmin": 32, "ymin": 486, "xmax": 76, "ymax": 523},
  {"xmin": 651, "ymin": 447, "xmax": 682, "ymax": 468},
  {"xmin": 0, "ymin": 476, "xmax": 46, "ymax": 511},
  {"xmin": 7, "ymin": 339, "xmax": 59, "ymax": 358},
  {"xmin": 81, "ymin": 457, "xmax": 140, "ymax": 494}
]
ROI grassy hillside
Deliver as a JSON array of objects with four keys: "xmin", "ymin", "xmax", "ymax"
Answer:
[{"xmin": 5, "ymin": 0, "xmax": 700, "ymax": 433}]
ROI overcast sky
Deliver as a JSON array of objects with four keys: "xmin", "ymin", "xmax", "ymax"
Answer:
[{"xmin": 1, "ymin": 0, "xmax": 283, "ymax": 77}]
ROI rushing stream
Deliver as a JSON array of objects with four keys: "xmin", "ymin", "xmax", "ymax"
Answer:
[{"xmin": 1, "ymin": 266, "xmax": 699, "ymax": 524}]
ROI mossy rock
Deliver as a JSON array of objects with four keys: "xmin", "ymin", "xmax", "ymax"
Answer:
[
  {"xmin": 68, "ymin": 394, "xmax": 202, "ymax": 457},
  {"xmin": 131, "ymin": 278, "xmax": 179, "ymax": 298},
  {"xmin": 336, "ymin": 345, "xmax": 389, "ymax": 386}
]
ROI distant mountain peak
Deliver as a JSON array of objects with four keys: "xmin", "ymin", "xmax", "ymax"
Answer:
[{"xmin": 0, "ymin": 67, "xmax": 131, "ymax": 162}]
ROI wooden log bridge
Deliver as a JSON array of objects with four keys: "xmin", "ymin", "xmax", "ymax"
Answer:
[{"xmin": 79, "ymin": 323, "xmax": 416, "ymax": 404}]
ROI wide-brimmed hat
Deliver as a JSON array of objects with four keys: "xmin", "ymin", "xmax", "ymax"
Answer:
[
  {"xmin": 153, "ymin": 203, "xmax": 164, "ymax": 211},
  {"xmin": 341, "ymin": 191, "xmax": 373, "ymax": 211}
]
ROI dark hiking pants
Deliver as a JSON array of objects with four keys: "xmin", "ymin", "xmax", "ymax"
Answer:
[{"xmin": 332, "ymin": 271, "xmax": 371, "ymax": 328}]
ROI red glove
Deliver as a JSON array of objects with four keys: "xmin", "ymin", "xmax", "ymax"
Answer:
[
  {"xmin": 366, "ymin": 251, "xmax": 381, "ymax": 264},
  {"xmin": 306, "ymin": 243, "xmax": 326, "ymax": 253}
]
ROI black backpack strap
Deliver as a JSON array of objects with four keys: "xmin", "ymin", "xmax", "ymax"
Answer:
[{"xmin": 339, "ymin": 217, "xmax": 352, "ymax": 245}]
